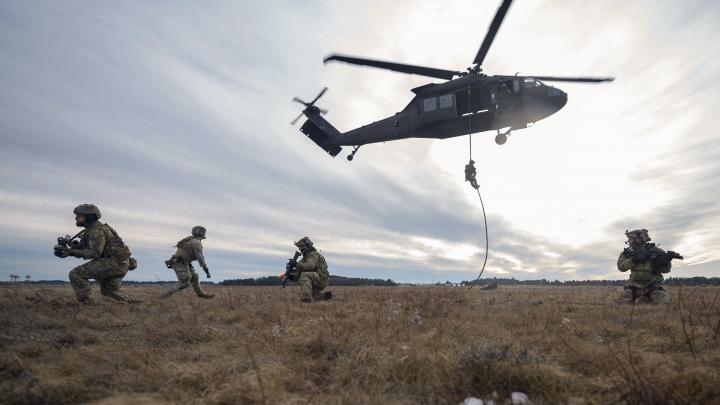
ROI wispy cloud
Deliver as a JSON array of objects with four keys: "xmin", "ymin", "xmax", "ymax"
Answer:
[{"xmin": 1, "ymin": 0, "xmax": 718, "ymax": 283}]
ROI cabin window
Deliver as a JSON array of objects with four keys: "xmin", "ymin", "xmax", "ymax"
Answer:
[
  {"xmin": 439, "ymin": 94, "xmax": 453, "ymax": 109},
  {"xmin": 423, "ymin": 97, "xmax": 437, "ymax": 112}
]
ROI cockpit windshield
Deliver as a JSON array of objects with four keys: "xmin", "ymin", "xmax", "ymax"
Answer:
[{"xmin": 523, "ymin": 77, "xmax": 541, "ymax": 88}]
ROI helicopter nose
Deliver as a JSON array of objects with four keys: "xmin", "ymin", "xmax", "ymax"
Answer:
[{"xmin": 548, "ymin": 87, "xmax": 567, "ymax": 110}]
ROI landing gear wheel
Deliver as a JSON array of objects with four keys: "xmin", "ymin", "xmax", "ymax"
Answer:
[
  {"xmin": 347, "ymin": 145, "xmax": 361, "ymax": 161},
  {"xmin": 495, "ymin": 128, "xmax": 511, "ymax": 145}
]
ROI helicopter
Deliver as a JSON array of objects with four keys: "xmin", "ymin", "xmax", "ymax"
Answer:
[{"xmin": 291, "ymin": 0, "xmax": 614, "ymax": 161}]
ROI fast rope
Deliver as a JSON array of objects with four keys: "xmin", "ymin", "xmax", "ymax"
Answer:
[{"xmin": 465, "ymin": 85, "xmax": 489, "ymax": 290}]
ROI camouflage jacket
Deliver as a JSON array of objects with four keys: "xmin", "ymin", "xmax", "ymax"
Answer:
[
  {"xmin": 297, "ymin": 249, "xmax": 330, "ymax": 284},
  {"xmin": 70, "ymin": 222, "xmax": 131, "ymax": 264},
  {"xmin": 617, "ymin": 243, "xmax": 671, "ymax": 288},
  {"xmin": 174, "ymin": 236, "xmax": 207, "ymax": 269}
]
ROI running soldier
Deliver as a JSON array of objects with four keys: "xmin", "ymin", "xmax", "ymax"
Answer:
[{"xmin": 161, "ymin": 226, "xmax": 214, "ymax": 299}]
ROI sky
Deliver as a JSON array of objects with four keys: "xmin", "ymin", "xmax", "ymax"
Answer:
[{"xmin": 1, "ymin": 0, "xmax": 718, "ymax": 283}]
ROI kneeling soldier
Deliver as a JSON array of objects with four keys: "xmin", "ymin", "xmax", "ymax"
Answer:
[
  {"xmin": 617, "ymin": 229, "xmax": 682, "ymax": 304},
  {"xmin": 284, "ymin": 237, "xmax": 331, "ymax": 303},
  {"xmin": 54, "ymin": 204, "xmax": 137, "ymax": 303},
  {"xmin": 161, "ymin": 226, "xmax": 214, "ymax": 299}
]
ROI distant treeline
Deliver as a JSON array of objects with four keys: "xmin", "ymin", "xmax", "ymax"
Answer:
[
  {"xmin": 3, "ymin": 276, "xmax": 718, "ymax": 287},
  {"xmin": 461, "ymin": 276, "xmax": 720, "ymax": 287},
  {"xmin": 222, "ymin": 275, "xmax": 398, "ymax": 287}
]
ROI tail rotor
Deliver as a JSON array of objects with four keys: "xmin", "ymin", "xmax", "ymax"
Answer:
[{"xmin": 290, "ymin": 87, "xmax": 329, "ymax": 125}]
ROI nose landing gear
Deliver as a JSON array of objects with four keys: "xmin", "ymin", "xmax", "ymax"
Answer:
[{"xmin": 347, "ymin": 145, "xmax": 361, "ymax": 161}]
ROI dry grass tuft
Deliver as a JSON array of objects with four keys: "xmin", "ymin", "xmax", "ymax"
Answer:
[{"xmin": 1, "ymin": 284, "xmax": 719, "ymax": 404}]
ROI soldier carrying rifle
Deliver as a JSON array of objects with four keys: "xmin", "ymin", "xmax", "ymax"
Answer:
[
  {"xmin": 617, "ymin": 229, "xmax": 683, "ymax": 304},
  {"xmin": 280, "ymin": 237, "xmax": 332, "ymax": 303},
  {"xmin": 54, "ymin": 204, "xmax": 137, "ymax": 303}
]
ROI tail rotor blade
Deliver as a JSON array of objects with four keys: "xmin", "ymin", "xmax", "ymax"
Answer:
[
  {"xmin": 290, "ymin": 112, "xmax": 304, "ymax": 126},
  {"xmin": 311, "ymin": 87, "xmax": 328, "ymax": 104}
]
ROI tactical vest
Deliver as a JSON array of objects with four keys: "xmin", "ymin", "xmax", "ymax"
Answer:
[
  {"xmin": 82, "ymin": 222, "xmax": 131, "ymax": 262},
  {"xmin": 301, "ymin": 250, "xmax": 330, "ymax": 282},
  {"xmin": 174, "ymin": 236, "xmax": 200, "ymax": 262},
  {"xmin": 627, "ymin": 244, "xmax": 666, "ymax": 288}
]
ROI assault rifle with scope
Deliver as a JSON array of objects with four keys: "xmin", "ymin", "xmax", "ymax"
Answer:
[
  {"xmin": 53, "ymin": 230, "xmax": 85, "ymax": 257},
  {"xmin": 623, "ymin": 248, "xmax": 683, "ymax": 265}
]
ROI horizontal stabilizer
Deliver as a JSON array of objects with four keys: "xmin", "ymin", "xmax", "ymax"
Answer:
[{"xmin": 300, "ymin": 120, "xmax": 342, "ymax": 157}]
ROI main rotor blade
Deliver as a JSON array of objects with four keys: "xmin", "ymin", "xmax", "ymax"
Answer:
[
  {"xmin": 533, "ymin": 76, "xmax": 615, "ymax": 83},
  {"xmin": 292, "ymin": 97, "xmax": 308, "ymax": 105},
  {"xmin": 473, "ymin": 0, "xmax": 513, "ymax": 66},
  {"xmin": 310, "ymin": 87, "xmax": 328, "ymax": 104},
  {"xmin": 324, "ymin": 54, "xmax": 460, "ymax": 80}
]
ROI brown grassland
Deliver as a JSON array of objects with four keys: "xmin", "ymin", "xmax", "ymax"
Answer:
[{"xmin": 1, "ymin": 284, "xmax": 719, "ymax": 404}]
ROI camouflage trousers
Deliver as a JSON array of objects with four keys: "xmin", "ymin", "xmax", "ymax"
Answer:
[
  {"xmin": 618, "ymin": 284, "xmax": 670, "ymax": 304},
  {"xmin": 68, "ymin": 258, "xmax": 131, "ymax": 303},
  {"xmin": 161, "ymin": 263, "xmax": 214, "ymax": 299},
  {"xmin": 298, "ymin": 272, "xmax": 329, "ymax": 302}
]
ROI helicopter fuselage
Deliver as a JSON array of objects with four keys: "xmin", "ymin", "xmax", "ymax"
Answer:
[{"xmin": 337, "ymin": 74, "xmax": 567, "ymax": 146}]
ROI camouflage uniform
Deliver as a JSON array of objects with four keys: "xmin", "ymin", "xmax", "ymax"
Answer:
[
  {"xmin": 465, "ymin": 160, "xmax": 479, "ymax": 189},
  {"xmin": 617, "ymin": 229, "xmax": 672, "ymax": 304},
  {"xmin": 161, "ymin": 226, "xmax": 214, "ymax": 299},
  {"xmin": 294, "ymin": 237, "xmax": 330, "ymax": 302},
  {"xmin": 61, "ymin": 205, "xmax": 135, "ymax": 303}
]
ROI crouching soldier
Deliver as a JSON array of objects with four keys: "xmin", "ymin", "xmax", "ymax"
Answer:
[
  {"xmin": 282, "ymin": 237, "xmax": 331, "ymax": 303},
  {"xmin": 161, "ymin": 226, "xmax": 214, "ymax": 299},
  {"xmin": 617, "ymin": 229, "xmax": 682, "ymax": 304},
  {"xmin": 54, "ymin": 204, "xmax": 137, "ymax": 303}
]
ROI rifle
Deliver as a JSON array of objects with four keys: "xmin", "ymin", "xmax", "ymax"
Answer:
[
  {"xmin": 53, "ymin": 230, "xmax": 85, "ymax": 257},
  {"xmin": 624, "ymin": 248, "xmax": 683, "ymax": 265},
  {"xmin": 282, "ymin": 251, "xmax": 302, "ymax": 288}
]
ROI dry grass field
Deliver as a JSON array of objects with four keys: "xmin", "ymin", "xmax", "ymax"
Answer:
[{"xmin": 1, "ymin": 284, "xmax": 719, "ymax": 405}]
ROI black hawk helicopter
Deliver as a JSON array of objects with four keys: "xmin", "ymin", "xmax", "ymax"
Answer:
[{"xmin": 291, "ymin": 0, "xmax": 613, "ymax": 161}]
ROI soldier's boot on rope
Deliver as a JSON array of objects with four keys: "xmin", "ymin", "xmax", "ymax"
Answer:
[{"xmin": 190, "ymin": 271, "xmax": 214, "ymax": 299}]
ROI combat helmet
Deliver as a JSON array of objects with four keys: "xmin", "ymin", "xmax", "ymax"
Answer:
[
  {"xmin": 73, "ymin": 204, "xmax": 101, "ymax": 219},
  {"xmin": 625, "ymin": 229, "xmax": 651, "ymax": 243},
  {"xmin": 294, "ymin": 236, "xmax": 314, "ymax": 250},
  {"xmin": 192, "ymin": 226, "xmax": 207, "ymax": 238}
]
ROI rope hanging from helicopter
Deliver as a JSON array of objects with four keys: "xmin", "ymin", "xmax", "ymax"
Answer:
[{"xmin": 465, "ymin": 85, "xmax": 489, "ymax": 290}]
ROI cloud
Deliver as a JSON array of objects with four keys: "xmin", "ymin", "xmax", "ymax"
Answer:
[{"xmin": 0, "ymin": 0, "xmax": 718, "ymax": 283}]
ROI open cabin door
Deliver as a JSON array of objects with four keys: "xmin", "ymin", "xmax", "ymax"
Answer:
[{"xmin": 455, "ymin": 86, "xmax": 492, "ymax": 116}]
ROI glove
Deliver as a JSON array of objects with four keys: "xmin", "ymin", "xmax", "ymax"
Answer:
[
  {"xmin": 203, "ymin": 267, "xmax": 211, "ymax": 278},
  {"xmin": 53, "ymin": 247, "xmax": 70, "ymax": 258}
]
